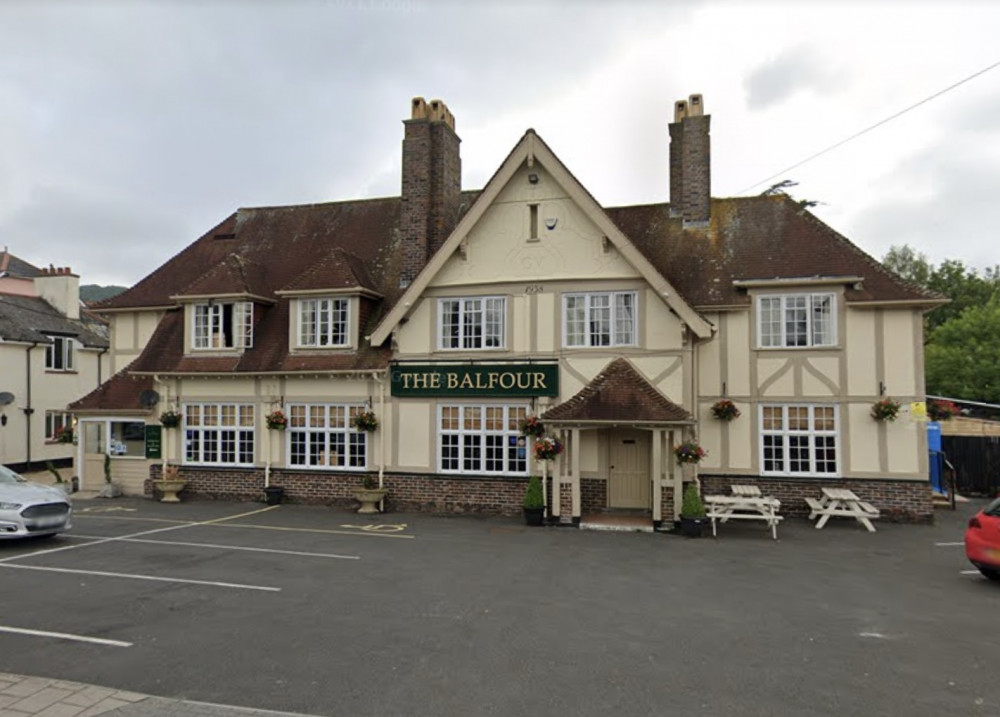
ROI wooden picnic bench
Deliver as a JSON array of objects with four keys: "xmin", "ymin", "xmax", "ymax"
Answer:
[
  {"xmin": 807, "ymin": 488, "xmax": 881, "ymax": 532},
  {"xmin": 704, "ymin": 493, "xmax": 783, "ymax": 540}
]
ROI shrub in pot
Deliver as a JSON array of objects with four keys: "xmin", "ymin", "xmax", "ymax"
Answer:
[
  {"xmin": 523, "ymin": 475, "xmax": 545, "ymax": 526},
  {"xmin": 680, "ymin": 482, "xmax": 708, "ymax": 537}
]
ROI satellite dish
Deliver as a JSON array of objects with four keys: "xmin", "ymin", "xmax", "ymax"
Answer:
[
  {"xmin": 139, "ymin": 389, "xmax": 160, "ymax": 408},
  {"xmin": 0, "ymin": 392, "xmax": 14, "ymax": 407}
]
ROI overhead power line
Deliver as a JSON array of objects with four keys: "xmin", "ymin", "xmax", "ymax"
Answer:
[{"xmin": 737, "ymin": 59, "xmax": 1000, "ymax": 195}]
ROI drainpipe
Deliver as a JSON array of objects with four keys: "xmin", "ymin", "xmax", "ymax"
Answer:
[
  {"xmin": 23, "ymin": 342, "xmax": 38, "ymax": 465},
  {"xmin": 97, "ymin": 346, "xmax": 108, "ymax": 386}
]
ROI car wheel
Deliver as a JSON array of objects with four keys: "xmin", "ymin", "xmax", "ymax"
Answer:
[{"xmin": 978, "ymin": 567, "xmax": 1000, "ymax": 581}]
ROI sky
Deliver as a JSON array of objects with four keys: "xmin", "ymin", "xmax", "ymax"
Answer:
[{"xmin": 1, "ymin": 0, "xmax": 998, "ymax": 287}]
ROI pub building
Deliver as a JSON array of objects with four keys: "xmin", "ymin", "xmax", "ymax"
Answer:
[{"xmin": 71, "ymin": 95, "xmax": 942, "ymax": 526}]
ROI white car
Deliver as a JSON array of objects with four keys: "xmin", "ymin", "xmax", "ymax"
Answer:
[{"xmin": 0, "ymin": 465, "xmax": 72, "ymax": 539}]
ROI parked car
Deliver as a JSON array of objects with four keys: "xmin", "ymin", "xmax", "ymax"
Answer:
[
  {"xmin": 0, "ymin": 464, "xmax": 72, "ymax": 539},
  {"xmin": 964, "ymin": 496, "xmax": 1000, "ymax": 581}
]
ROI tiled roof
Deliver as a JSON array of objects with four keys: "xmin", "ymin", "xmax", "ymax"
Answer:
[
  {"xmin": 543, "ymin": 358, "xmax": 692, "ymax": 424},
  {"xmin": 0, "ymin": 294, "xmax": 109, "ymax": 348},
  {"xmin": 607, "ymin": 195, "xmax": 939, "ymax": 307},
  {"xmin": 0, "ymin": 250, "xmax": 41, "ymax": 278},
  {"xmin": 89, "ymin": 133, "xmax": 938, "ymax": 387},
  {"xmin": 68, "ymin": 364, "xmax": 154, "ymax": 413}
]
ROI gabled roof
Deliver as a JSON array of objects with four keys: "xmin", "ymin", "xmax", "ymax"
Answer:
[
  {"xmin": 370, "ymin": 129, "xmax": 714, "ymax": 345},
  {"xmin": 542, "ymin": 358, "xmax": 693, "ymax": 424},
  {"xmin": 0, "ymin": 294, "xmax": 108, "ymax": 348},
  {"xmin": 172, "ymin": 252, "xmax": 269, "ymax": 300},
  {"xmin": 0, "ymin": 250, "xmax": 41, "ymax": 279},
  {"xmin": 278, "ymin": 247, "xmax": 381, "ymax": 296}
]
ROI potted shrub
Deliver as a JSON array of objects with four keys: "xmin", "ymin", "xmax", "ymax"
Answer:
[
  {"xmin": 351, "ymin": 409, "xmax": 379, "ymax": 432},
  {"xmin": 262, "ymin": 485, "xmax": 285, "ymax": 505},
  {"xmin": 153, "ymin": 464, "xmax": 185, "ymax": 502},
  {"xmin": 54, "ymin": 425, "xmax": 75, "ymax": 444},
  {"xmin": 352, "ymin": 475, "xmax": 388, "ymax": 514},
  {"xmin": 523, "ymin": 475, "xmax": 545, "ymax": 526},
  {"xmin": 159, "ymin": 410, "xmax": 181, "ymax": 428},
  {"xmin": 266, "ymin": 409, "xmax": 288, "ymax": 430},
  {"xmin": 711, "ymin": 399, "xmax": 741, "ymax": 421},
  {"xmin": 679, "ymin": 482, "xmax": 708, "ymax": 538},
  {"xmin": 871, "ymin": 397, "xmax": 901, "ymax": 422}
]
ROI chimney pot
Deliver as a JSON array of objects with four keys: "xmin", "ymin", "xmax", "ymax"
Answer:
[
  {"xmin": 674, "ymin": 100, "xmax": 688, "ymax": 123},
  {"xmin": 688, "ymin": 94, "xmax": 704, "ymax": 117},
  {"xmin": 411, "ymin": 96, "xmax": 428, "ymax": 120}
]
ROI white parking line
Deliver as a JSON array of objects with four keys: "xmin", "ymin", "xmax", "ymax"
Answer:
[
  {"xmin": 0, "ymin": 563, "xmax": 281, "ymax": 591},
  {"xmin": 935, "ymin": 541, "xmax": 964, "ymax": 547},
  {"xmin": 0, "ymin": 625, "xmax": 132, "ymax": 647},
  {"xmin": 70, "ymin": 533, "xmax": 360, "ymax": 560}
]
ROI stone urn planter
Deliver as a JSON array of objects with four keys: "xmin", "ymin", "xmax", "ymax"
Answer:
[
  {"xmin": 154, "ymin": 466, "xmax": 187, "ymax": 503},
  {"xmin": 352, "ymin": 487, "xmax": 388, "ymax": 514}
]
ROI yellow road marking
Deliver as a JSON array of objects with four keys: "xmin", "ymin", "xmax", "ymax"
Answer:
[{"xmin": 340, "ymin": 523, "xmax": 408, "ymax": 533}]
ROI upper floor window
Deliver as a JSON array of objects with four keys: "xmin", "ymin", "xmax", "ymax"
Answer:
[
  {"xmin": 438, "ymin": 297, "xmax": 506, "ymax": 350},
  {"xmin": 298, "ymin": 297, "xmax": 349, "ymax": 348},
  {"xmin": 563, "ymin": 291, "xmax": 636, "ymax": 347},
  {"xmin": 758, "ymin": 293, "xmax": 836, "ymax": 348},
  {"xmin": 193, "ymin": 301, "xmax": 253, "ymax": 350},
  {"xmin": 45, "ymin": 336, "xmax": 75, "ymax": 371}
]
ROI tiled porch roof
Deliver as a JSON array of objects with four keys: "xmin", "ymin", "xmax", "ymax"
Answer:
[{"xmin": 542, "ymin": 358, "xmax": 692, "ymax": 424}]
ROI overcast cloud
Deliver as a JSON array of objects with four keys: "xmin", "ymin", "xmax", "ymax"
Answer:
[{"xmin": 0, "ymin": 0, "xmax": 997, "ymax": 286}]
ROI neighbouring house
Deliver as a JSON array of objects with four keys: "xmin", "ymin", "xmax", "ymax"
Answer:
[
  {"xmin": 73, "ymin": 95, "xmax": 945, "ymax": 522},
  {"xmin": 0, "ymin": 250, "xmax": 110, "ymax": 471}
]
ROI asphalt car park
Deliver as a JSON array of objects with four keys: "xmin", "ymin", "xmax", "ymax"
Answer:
[{"xmin": 1, "ymin": 496, "xmax": 998, "ymax": 717}]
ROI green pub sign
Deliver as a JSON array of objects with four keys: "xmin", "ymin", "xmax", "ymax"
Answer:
[
  {"xmin": 144, "ymin": 424, "xmax": 163, "ymax": 460},
  {"xmin": 390, "ymin": 363, "xmax": 559, "ymax": 397}
]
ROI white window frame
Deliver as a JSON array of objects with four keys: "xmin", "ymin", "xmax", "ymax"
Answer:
[
  {"xmin": 756, "ymin": 292, "xmax": 836, "ymax": 349},
  {"xmin": 286, "ymin": 403, "xmax": 368, "ymax": 470},
  {"xmin": 438, "ymin": 404, "xmax": 530, "ymax": 476},
  {"xmin": 437, "ymin": 297, "xmax": 506, "ymax": 351},
  {"xmin": 192, "ymin": 301, "xmax": 254, "ymax": 350},
  {"xmin": 297, "ymin": 297, "xmax": 350, "ymax": 348},
  {"xmin": 45, "ymin": 336, "xmax": 75, "ymax": 371},
  {"xmin": 183, "ymin": 403, "xmax": 255, "ymax": 466},
  {"xmin": 759, "ymin": 404, "xmax": 840, "ymax": 477},
  {"xmin": 45, "ymin": 411, "xmax": 73, "ymax": 441},
  {"xmin": 562, "ymin": 291, "xmax": 637, "ymax": 348}
]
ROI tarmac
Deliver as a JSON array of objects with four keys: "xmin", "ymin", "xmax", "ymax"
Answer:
[{"xmin": 0, "ymin": 672, "xmax": 321, "ymax": 717}]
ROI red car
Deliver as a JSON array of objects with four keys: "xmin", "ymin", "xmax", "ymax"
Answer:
[{"xmin": 965, "ymin": 496, "xmax": 1000, "ymax": 581}]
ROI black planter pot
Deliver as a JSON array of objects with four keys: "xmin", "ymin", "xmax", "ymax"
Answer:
[
  {"xmin": 680, "ymin": 515, "xmax": 708, "ymax": 538},
  {"xmin": 523, "ymin": 506, "xmax": 545, "ymax": 526},
  {"xmin": 263, "ymin": 486, "xmax": 285, "ymax": 506}
]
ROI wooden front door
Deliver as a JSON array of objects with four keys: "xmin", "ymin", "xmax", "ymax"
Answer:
[
  {"xmin": 609, "ymin": 429, "xmax": 651, "ymax": 509},
  {"xmin": 81, "ymin": 421, "xmax": 106, "ymax": 491}
]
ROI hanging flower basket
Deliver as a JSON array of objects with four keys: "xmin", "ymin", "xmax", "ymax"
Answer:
[
  {"xmin": 928, "ymin": 399, "xmax": 959, "ymax": 421},
  {"xmin": 266, "ymin": 409, "xmax": 288, "ymax": 431},
  {"xmin": 533, "ymin": 436, "xmax": 564, "ymax": 461},
  {"xmin": 519, "ymin": 415, "xmax": 546, "ymax": 438},
  {"xmin": 352, "ymin": 410, "xmax": 379, "ymax": 432},
  {"xmin": 674, "ymin": 440, "xmax": 706, "ymax": 464},
  {"xmin": 159, "ymin": 411, "xmax": 181, "ymax": 428},
  {"xmin": 871, "ymin": 397, "xmax": 901, "ymax": 422},
  {"xmin": 711, "ymin": 399, "xmax": 741, "ymax": 421}
]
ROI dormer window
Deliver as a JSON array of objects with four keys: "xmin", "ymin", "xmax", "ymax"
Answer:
[
  {"xmin": 193, "ymin": 301, "xmax": 253, "ymax": 350},
  {"xmin": 298, "ymin": 297, "xmax": 349, "ymax": 348}
]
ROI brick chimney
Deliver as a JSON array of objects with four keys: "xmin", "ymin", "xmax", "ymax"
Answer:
[
  {"xmin": 668, "ymin": 93, "xmax": 711, "ymax": 225},
  {"xmin": 400, "ymin": 96, "xmax": 462, "ymax": 287},
  {"xmin": 34, "ymin": 266, "xmax": 80, "ymax": 320}
]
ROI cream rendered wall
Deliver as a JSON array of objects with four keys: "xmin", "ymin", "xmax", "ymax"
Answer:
[
  {"xmin": 396, "ymin": 401, "xmax": 433, "ymax": 471},
  {"xmin": 108, "ymin": 310, "xmax": 165, "ymax": 373},
  {"xmin": 846, "ymin": 309, "xmax": 877, "ymax": 396}
]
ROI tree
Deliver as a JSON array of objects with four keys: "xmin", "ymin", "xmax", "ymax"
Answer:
[
  {"xmin": 882, "ymin": 245, "xmax": 932, "ymax": 287},
  {"xmin": 924, "ymin": 300, "xmax": 1000, "ymax": 403}
]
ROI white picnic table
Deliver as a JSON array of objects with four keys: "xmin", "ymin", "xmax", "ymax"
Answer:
[
  {"xmin": 704, "ymin": 485, "xmax": 782, "ymax": 539},
  {"xmin": 805, "ymin": 487, "xmax": 881, "ymax": 532}
]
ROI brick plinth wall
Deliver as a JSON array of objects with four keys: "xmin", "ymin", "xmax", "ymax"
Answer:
[
  {"xmin": 699, "ymin": 475, "xmax": 934, "ymax": 524},
  {"xmin": 580, "ymin": 478, "xmax": 607, "ymax": 514},
  {"xmin": 148, "ymin": 465, "xmax": 531, "ymax": 516}
]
